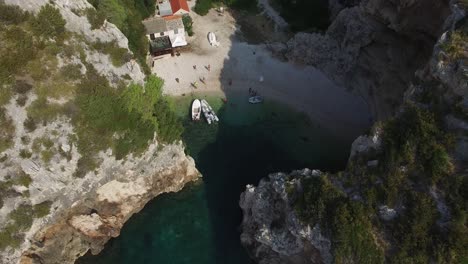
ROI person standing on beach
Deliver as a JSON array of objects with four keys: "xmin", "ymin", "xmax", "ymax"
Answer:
[{"xmin": 207, "ymin": 64, "xmax": 211, "ymax": 71}]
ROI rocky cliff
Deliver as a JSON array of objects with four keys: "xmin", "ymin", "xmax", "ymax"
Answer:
[
  {"xmin": 271, "ymin": 0, "xmax": 452, "ymax": 120},
  {"xmin": 0, "ymin": 1, "xmax": 200, "ymax": 263},
  {"xmin": 242, "ymin": 0, "xmax": 467, "ymax": 263}
]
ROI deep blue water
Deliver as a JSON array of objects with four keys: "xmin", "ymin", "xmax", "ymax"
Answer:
[{"xmin": 78, "ymin": 92, "xmax": 353, "ymax": 264}]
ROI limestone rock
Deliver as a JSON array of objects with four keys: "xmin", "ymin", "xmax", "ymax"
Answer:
[
  {"xmin": 240, "ymin": 170, "xmax": 332, "ymax": 264},
  {"xmin": 277, "ymin": 0, "xmax": 451, "ymax": 120}
]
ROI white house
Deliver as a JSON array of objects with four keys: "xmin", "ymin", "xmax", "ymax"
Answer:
[{"xmin": 142, "ymin": 16, "xmax": 187, "ymax": 54}]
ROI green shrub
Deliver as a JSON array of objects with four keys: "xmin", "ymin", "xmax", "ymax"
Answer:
[
  {"xmin": 441, "ymin": 30, "xmax": 467, "ymax": 61},
  {"xmin": 0, "ymin": 86, "xmax": 12, "ymax": 106},
  {"xmin": 13, "ymin": 80, "xmax": 32, "ymax": 94},
  {"xmin": 19, "ymin": 149, "xmax": 32, "ymax": 159},
  {"xmin": 91, "ymin": 40, "xmax": 131, "ymax": 67},
  {"xmin": 85, "ymin": 7, "xmax": 106, "ymax": 30},
  {"xmin": 30, "ymin": 4, "xmax": 66, "ymax": 39},
  {"xmin": 23, "ymin": 117, "xmax": 37, "ymax": 132},
  {"xmin": 91, "ymin": 0, "xmax": 153, "ymax": 74},
  {"xmin": 9, "ymin": 204, "xmax": 34, "ymax": 230},
  {"xmin": 0, "ymin": 3, "xmax": 30, "ymax": 24},
  {"xmin": 182, "ymin": 15, "xmax": 194, "ymax": 36},
  {"xmin": 0, "ymin": 108, "xmax": 14, "ymax": 153},
  {"xmin": 333, "ymin": 202, "xmax": 384, "ymax": 263},
  {"xmin": 193, "ymin": 0, "xmax": 212, "ymax": 15},
  {"xmin": 0, "ymin": 26, "xmax": 37, "ymax": 84},
  {"xmin": 26, "ymin": 97, "xmax": 64, "ymax": 125},
  {"xmin": 294, "ymin": 175, "xmax": 345, "ymax": 227},
  {"xmin": 16, "ymin": 171, "xmax": 32, "ymax": 187},
  {"xmin": 33, "ymin": 201, "xmax": 52, "ymax": 218},
  {"xmin": 72, "ymin": 68, "xmax": 182, "ymax": 175},
  {"xmin": 0, "ymin": 224, "xmax": 22, "ymax": 249}
]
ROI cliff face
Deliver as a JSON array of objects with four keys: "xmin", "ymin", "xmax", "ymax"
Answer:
[
  {"xmin": 0, "ymin": 1, "xmax": 200, "ymax": 263},
  {"xmin": 18, "ymin": 144, "xmax": 199, "ymax": 264},
  {"xmin": 240, "ymin": 170, "xmax": 333, "ymax": 264},
  {"xmin": 242, "ymin": 1, "xmax": 467, "ymax": 263},
  {"xmin": 272, "ymin": 0, "xmax": 451, "ymax": 120}
]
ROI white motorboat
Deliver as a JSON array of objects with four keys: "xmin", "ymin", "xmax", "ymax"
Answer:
[
  {"xmin": 208, "ymin": 32, "xmax": 220, "ymax": 47},
  {"xmin": 191, "ymin": 99, "xmax": 201, "ymax": 121},
  {"xmin": 201, "ymin": 99, "xmax": 219, "ymax": 124},
  {"xmin": 200, "ymin": 99, "xmax": 212, "ymax": 124},
  {"xmin": 203, "ymin": 99, "xmax": 219, "ymax": 122},
  {"xmin": 249, "ymin": 96, "xmax": 264, "ymax": 104}
]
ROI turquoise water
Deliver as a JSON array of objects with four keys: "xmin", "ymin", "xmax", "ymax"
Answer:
[{"xmin": 78, "ymin": 92, "xmax": 353, "ymax": 264}]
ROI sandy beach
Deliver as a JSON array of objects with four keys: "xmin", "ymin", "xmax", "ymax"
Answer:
[{"xmin": 152, "ymin": 5, "xmax": 371, "ymax": 139}]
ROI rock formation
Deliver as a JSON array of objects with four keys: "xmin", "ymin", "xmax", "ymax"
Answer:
[
  {"xmin": 18, "ymin": 144, "xmax": 199, "ymax": 264},
  {"xmin": 0, "ymin": 1, "xmax": 200, "ymax": 263},
  {"xmin": 271, "ymin": 0, "xmax": 452, "ymax": 120},
  {"xmin": 242, "ymin": 0, "xmax": 467, "ymax": 263},
  {"xmin": 240, "ymin": 170, "xmax": 333, "ymax": 264}
]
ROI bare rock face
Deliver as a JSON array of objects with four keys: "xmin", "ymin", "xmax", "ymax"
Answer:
[
  {"xmin": 18, "ymin": 143, "xmax": 200, "ymax": 264},
  {"xmin": 275, "ymin": 0, "xmax": 451, "ymax": 120},
  {"xmin": 240, "ymin": 170, "xmax": 332, "ymax": 264}
]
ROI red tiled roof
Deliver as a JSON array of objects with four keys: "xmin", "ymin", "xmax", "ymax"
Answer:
[
  {"xmin": 170, "ymin": 0, "xmax": 189, "ymax": 13},
  {"xmin": 163, "ymin": 15, "xmax": 182, "ymax": 21}
]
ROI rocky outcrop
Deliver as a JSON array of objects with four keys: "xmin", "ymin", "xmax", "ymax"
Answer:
[
  {"xmin": 243, "ymin": 1, "xmax": 467, "ymax": 263},
  {"xmin": 17, "ymin": 143, "xmax": 199, "ymax": 264},
  {"xmin": 240, "ymin": 170, "xmax": 332, "ymax": 264},
  {"xmin": 0, "ymin": 1, "xmax": 200, "ymax": 264},
  {"xmin": 271, "ymin": 0, "xmax": 451, "ymax": 120}
]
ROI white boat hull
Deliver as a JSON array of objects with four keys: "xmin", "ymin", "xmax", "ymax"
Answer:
[{"xmin": 192, "ymin": 99, "xmax": 202, "ymax": 121}]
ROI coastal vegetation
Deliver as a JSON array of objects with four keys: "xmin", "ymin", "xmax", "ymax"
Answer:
[
  {"xmin": 87, "ymin": 0, "xmax": 156, "ymax": 74},
  {"xmin": 0, "ymin": 3, "xmax": 183, "ymax": 252},
  {"xmin": 291, "ymin": 100, "xmax": 467, "ymax": 263}
]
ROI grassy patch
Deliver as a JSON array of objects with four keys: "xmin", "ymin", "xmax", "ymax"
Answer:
[
  {"xmin": 333, "ymin": 202, "xmax": 384, "ymax": 263},
  {"xmin": 0, "ymin": 107, "xmax": 15, "ymax": 153},
  {"xmin": 72, "ymin": 68, "xmax": 182, "ymax": 176},
  {"xmin": 26, "ymin": 97, "xmax": 64, "ymax": 127},
  {"xmin": 441, "ymin": 29, "xmax": 467, "ymax": 61},
  {"xmin": 19, "ymin": 149, "xmax": 32, "ymax": 159},
  {"xmin": 32, "ymin": 136, "xmax": 57, "ymax": 164},
  {"xmin": 91, "ymin": 40, "xmax": 131, "ymax": 67},
  {"xmin": 0, "ymin": 2, "xmax": 30, "ymax": 25},
  {"xmin": 85, "ymin": 7, "xmax": 106, "ymax": 30},
  {"xmin": 30, "ymin": 4, "xmax": 66, "ymax": 40},
  {"xmin": 33, "ymin": 201, "xmax": 52, "ymax": 218}
]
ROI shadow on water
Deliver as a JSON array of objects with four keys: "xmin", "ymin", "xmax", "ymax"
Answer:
[{"xmin": 192, "ymin": 104, "xmax": 349, "ymax": 264}]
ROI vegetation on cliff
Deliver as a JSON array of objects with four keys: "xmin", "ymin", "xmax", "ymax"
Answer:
[
  {"xmin": 291, "ymin": 96, "xmax": 467, "ymax": 263},
  {"xmin": 0, "ymin": 2, "xmax": 183, "ymax": 249},
  {"xmin": 87, "ymin": 0, "xmax": 155, "ymax": 74}
]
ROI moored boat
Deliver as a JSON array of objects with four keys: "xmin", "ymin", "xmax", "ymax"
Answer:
[
  {"xmin": 200, "ymin": 99, "xmax": 212, "ymax": 124},
  {"xmin": 201, "ymin": 99, "xmax": 219, "ymax": 124},
  {"xmin": 248, "ymin": 96, "xmax": 263, "ymax": 104},
  {"xmin": 191, "ymin": 99, "xmax": 201, "ymax": 121}
]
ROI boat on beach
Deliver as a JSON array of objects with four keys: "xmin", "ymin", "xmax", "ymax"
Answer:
[
  {"xmin": 248, "ymin": 96, "xmax": 264, "ymax": 104},
  {"xmin": 192, "ymin": 99, "xmax": 201, "ymax": 121},
  {"xmin": 201, "ymin": 99, "xmax": 219, "ymax": 124}
]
